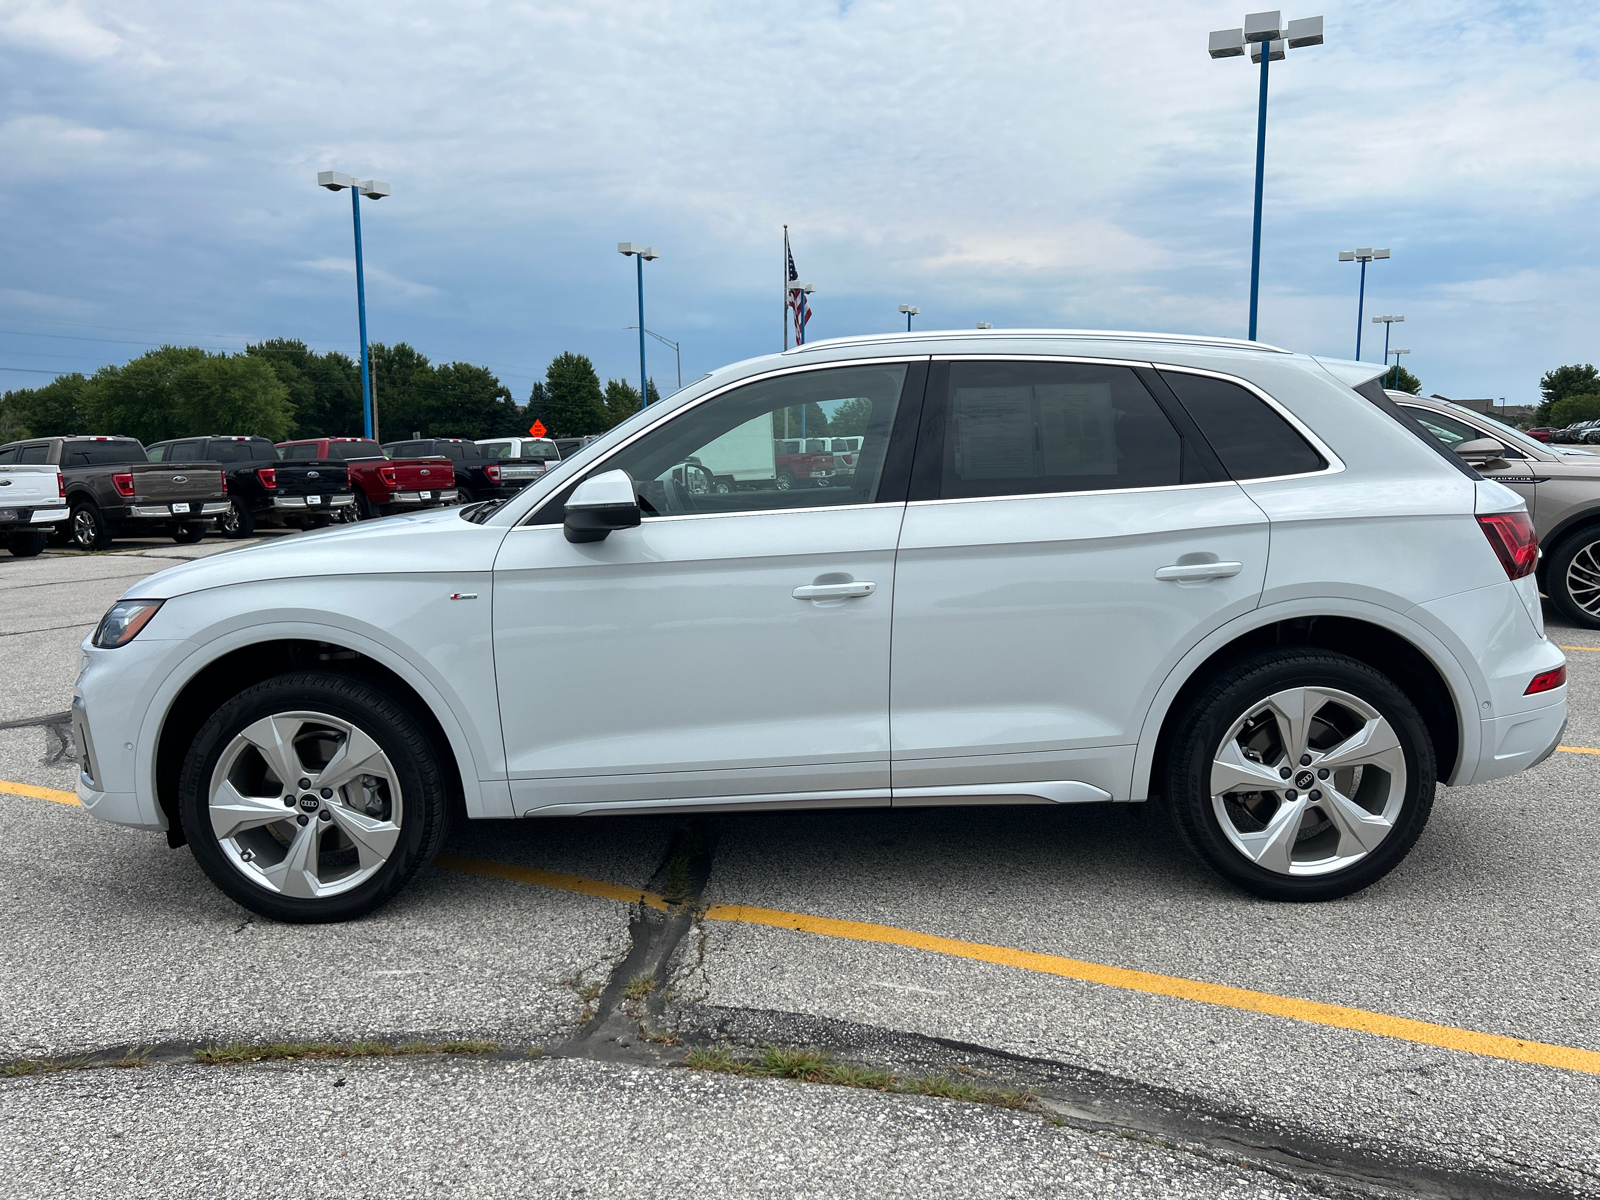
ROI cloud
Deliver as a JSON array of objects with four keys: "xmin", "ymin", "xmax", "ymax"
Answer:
[{"xmin": 0, "ymin": 1, "xmax": 120, "ymax": 61}]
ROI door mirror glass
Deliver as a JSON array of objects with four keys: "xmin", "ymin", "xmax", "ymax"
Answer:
[
  {"xmin": 1453, "ymin": 437, "xmax": 1506, "ymax": 464},
  {"xmin": 564, "ymin": 468, "xmax": 641, "ymax": 543}
]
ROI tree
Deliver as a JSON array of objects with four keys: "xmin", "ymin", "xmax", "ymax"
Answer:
[
  {"xmin": 171, "ymin": 354, "xmax": 294, "ymax": 441},
  {"xmin": 84, "ymin": 346, "xmax": 207, "ymax": 444},
  {"xmin": 646, "ymin": 378, "xmax": 661, "ymax": 406},
  {"xmin": 526, "ymin": 381, "xmax": 548, "ymax": 427},
  {"xmin": 1385, "ymin": 366, "xmax": 1421, "ymax": 395},
  {"xmin": 0, "ymin": 373, "xmax": 92, "ymax": 440},
  {"xmin": 1548, "ymin": 393, "xmax": 1600, "ymax": 428},
  {"xmin": 247, "ymin": 339, "xmax": 362, "ymax": 438},
  {"xmin": 772, "ymin": 402, "xmax": 830, "ymax": 440},
  {"xmin": 1536, "ymin": 364, "xmax": 1600, "ymax": 425},
  {"xmin": 826, "ymin": 396, "xmax": 875, "ymax": 436},
  {"xmin": 603, "ymin": 379, "xmax": 641, "ymax": 426},
  {"xmin": 543, "ymin": 353, "xmax": 607, "ymax": 436}
]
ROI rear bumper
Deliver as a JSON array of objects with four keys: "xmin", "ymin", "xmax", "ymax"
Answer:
[
  {"xmin": 0, "ymin": 506, "xmax": 68, "ymax": 528},
  {"xmin": 270, "ymin": 494, "xmax": 356, "ymax": 510},
  {"xmin": 128, "ymin": 502, "xmax": 229, "ymax": 518},
  {"xmin": 388, "ymin": 490, "xmax": 459, "ymax": 505},
  {"xmin": 1458, "ymin": 697, "xmax": 1568, "ymax": 786}
]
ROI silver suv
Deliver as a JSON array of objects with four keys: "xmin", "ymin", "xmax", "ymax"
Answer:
[{"xmin": 1394, "ymin": 392, "xmax": 1600, "ymax": 627}]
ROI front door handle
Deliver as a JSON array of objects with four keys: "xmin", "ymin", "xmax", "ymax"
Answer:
[
  {"xmin": 793, "ymin": 581, "xmax": 876, "ymax": 600},
  {"xmin": 1155, "ymin": 561, "xmax": 1244, "ymax": 582}
]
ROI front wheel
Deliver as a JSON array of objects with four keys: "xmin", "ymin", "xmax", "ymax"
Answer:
[
  {"xmin": 177, "ymin": 672, "xmax": 451, "ymax": 923},
  {"xmin": 1545, "ymin": 526, "xmax": 1600, "ymax": 629},
  {"xmin": 1164, "ymin": 650, "xmax": 1435, "ymax": 901}
]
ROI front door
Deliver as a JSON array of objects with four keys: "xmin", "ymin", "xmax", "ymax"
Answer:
[
  {"xmin": 492, "ymin": 360, "xmax": 923, "ymax": 815},
  {"xmin": 889, "ymin": 357, "xmax": 1270, "ymax": 802}
]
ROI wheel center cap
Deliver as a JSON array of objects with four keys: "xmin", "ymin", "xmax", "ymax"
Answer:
[
  {"xmin": 1294, "ymin": 770, "xmax": 1315, "ymax": 790},
  {"xmin": 298, "ymin": 794, "xmax": 320, "ymax": 812}
]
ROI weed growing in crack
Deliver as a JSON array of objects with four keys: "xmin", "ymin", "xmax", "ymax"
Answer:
[
  {"xmin": 622, "ymin": 974, "xmax": 659, "ymax": 1001},
  {"xmin": 193, "ymin": 1040, "xmax": 499, "ymax": 1065},
  {"xmin": 682, "ymin": 1043, "xmax": 1034, "ymax": 1110},
  {"xmin": 660, "ymin": 853, "xmax": 694, "ymax": 904}
]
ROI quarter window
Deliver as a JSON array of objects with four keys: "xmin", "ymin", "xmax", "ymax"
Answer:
[
  {"xmin": 595, "ymin": 363, "xmax": 910, "ymax": 517},
  {"xmin": 18, "ymin": 445, "xmax": 50, "ymax": 463},
  {"xmin": 931, "ymin": 361, "xmax": 1192, "ymax": 500},
  {"xmin": 1159, "ymin": 371, "xmax": 1325, "ymax": 479}
]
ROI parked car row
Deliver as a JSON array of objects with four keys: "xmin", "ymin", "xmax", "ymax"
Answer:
[
  {"xmin": 1549, "ymin": 419, "xmax": 1600, "ymax": 444},
  {"xmin": 0, "ymin": 432, "xmax": 563, "ymax": 553}
]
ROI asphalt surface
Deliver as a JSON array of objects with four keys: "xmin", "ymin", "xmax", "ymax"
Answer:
[{"xmin": 1, "ymin": 527, "xmax": 1597, "ymax": 1197}]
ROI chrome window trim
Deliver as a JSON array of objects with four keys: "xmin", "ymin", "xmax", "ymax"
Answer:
[
  {"xmin": 905, "ymin": 479, "xmax": 1240, "ymax": 508},
  {"xmin": 1153, "ymin": 362, "xmax": 1346, "ymax": 481},
  {"xmin": 508, "ymin": 499, "xmax": 901, "ymax": 531},
  {"xmin": 517, "ymin": 355, "xmax": 927, "ymax": 527}
]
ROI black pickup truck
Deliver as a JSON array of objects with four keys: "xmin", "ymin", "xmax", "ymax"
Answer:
[
  {"xmin": 146, "ymin": 435, "xmax": 356, "ymax": 538},
  {"xmin": 381, "ymin": 437, "xmax": 528, "ymax": 503},
  {"xmin": 0, "ymin": 436, "xmax": 228, "ymax": 549}
]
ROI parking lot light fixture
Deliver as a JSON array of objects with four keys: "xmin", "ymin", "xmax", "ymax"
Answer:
[
  {"xmin": 1372, "ymin": 315, "xmax": 1404, "ymax": 377},
  {"xmin": 618, "ymin": 244, "xmax": 659, "ymax": 402},
  {"xmin": 316, "ymin": 171, "xmax": 390, "ymax": 439},
  {"xmin": 1340, "ymin": 248, "xmax": 1390, "ymax": 358},
  {"xmin": 627, "ymin": 326, "xmax": 681, "ymax": 391},
  {"xmin": 898, "ymin": 304, "xmax": 920, "ymax": 332},
  {"xmin": 1388, "ymin": 347, "xmax": 1410, "ymax": 389},
  {"xmin": 1209, "ymin": 12, "xmax": 1324, "ymax": 341}
]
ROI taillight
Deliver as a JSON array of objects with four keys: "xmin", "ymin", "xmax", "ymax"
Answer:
[
  {"xmin": 112, "ymin": 473, "xmax": 134, "ymax": 498},
  {"xmin": 1477, "ymin": 512, "xmax": 1538, "ymax": 580},
  {"xmin": 57, "ymin": 473, "xmax": 66, "ymax": 499},
  {"xmin": 1525, "ymin": 665, "xmax": 1567, "ymax": 695},
  {"xmin": 485, "ymin": 464, "xmax": 501, "ymax": 483},
  {"xmin": 378, "ymin": 465, "xmax": 397, "ymax": 487},
  {"xmin": 256, "ymin": 467, "xmax": 277, "ymax": 489},
  {"xmin": 220, "ymin": 470, "xmax": 228, "ymax": 490}
]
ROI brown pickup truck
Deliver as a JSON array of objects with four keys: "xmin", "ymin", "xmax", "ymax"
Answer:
[
  {"xmin": 275, "ymin": 438, "xmax": 458, "ymax": 519},
  {"xmin": 0, "ymin": 435, "xmax": 229, "ymax": 549}
]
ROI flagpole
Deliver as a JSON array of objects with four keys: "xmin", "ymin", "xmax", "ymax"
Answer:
[{"xmin": 782, "ymin": 225, "xmax": 790, "ymax": 351}]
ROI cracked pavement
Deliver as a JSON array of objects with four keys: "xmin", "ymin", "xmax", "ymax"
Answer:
[{"xmin": 1, "ymin": 534, "xmax": 1597, "ymax": 1197}]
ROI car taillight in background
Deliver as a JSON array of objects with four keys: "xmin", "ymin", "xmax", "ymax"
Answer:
[
  {"xmin": 220, "ymin": 470, "xmax": 228, "ymax": 491},
  {"xmin": 57, "ymin": 473, "xmax": 66, "ymax": 499},
  {"xmin": 1477, "ymin": 512, "xmax": 1538, "ymax": 580},
  {"xmin": 1525, "ymin": 665, "xmax": 1567, "ymax": 695},
  {"xmin": 256, "ymin": 467, "xmax": 277, "ymax": 489},
  {"xmin": 378, "ymin": 465, "xmax": 398, "ymax": 487},
  {"xmin": 112, "ymin": 473, "xmax": 134, "ymax": 498},
  {"xmin": 485, "ymin": 464, "xmax": 501, "ymax": 483}
]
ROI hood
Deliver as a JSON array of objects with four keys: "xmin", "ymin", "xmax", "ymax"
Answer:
[{"xmin": 122, "ymin": 507, "xmax": 502, "ymax": 602}]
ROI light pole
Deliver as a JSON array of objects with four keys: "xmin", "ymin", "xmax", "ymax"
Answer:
[
  {"xmin": 627, "ymin": 326, "xmax": 681, "ymax": 391},
  {"xmin": 316, "ymin": 171, "xmax": 390, "ymax": 439},
  {"xmin": 1372, "ymin": 314, "xmax": 1404, "ymax": 376},
  {"xmin": 1208, "ymin": 12, "xmax": 1325, "ymax": 341},
  {"xmin": 618, "ymin": 243, "xmax": 658, "ymax": 404},
  {"xmin": 1339, "ymin": 248, "xmax": 1390, "ymax": 358},
  {"xmin": 1388, "ymin": 348, "xmax": 1410, "ymax": 390},
  {"xmin": 898, "ymin": 304, "xmax": 920, "ymax": 331}
]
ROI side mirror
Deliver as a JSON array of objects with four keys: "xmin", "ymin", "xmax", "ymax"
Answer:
[
  {"xmin": 1454, "ymin": 437, "xmax": 1507, "ymax": 465},
  {"xmin": 563, "ymin": 469, "xmax": 640, "ymax": 543}
]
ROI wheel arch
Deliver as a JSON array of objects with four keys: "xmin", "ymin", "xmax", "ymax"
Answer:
[
  {"xmin": 1135, "ymin": 610, "xmax": 1467, "ymax": 802},
  {"xmin": 150, "ymin": 634, "xmax": 505, "ymax": 845},
  {"xmin": 1536, "ymin": 507, "xmax": 1600, "ymax": 580}
]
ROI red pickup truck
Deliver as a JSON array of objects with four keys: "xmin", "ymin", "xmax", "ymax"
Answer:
[{"xmin": 274, "ymin": 438, "xmax": 458, "ymax": 519}]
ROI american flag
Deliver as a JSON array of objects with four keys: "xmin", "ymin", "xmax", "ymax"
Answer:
[{"xmin": 785, "ymin": 229, "xmax": 812, "ymax": 346}]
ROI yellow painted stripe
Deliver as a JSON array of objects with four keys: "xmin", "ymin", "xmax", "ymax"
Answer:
[
  {"xmin": 699, "ymin": 903, "xmax": 1600, "ymax": 1076},
  {"xmin": 0, "ymin": 779, "xmax": 79, "ymax": 806},
  {"xmin": 437, "ymin": 854, "xmax": 668, "ymax": 911},
  {"xmin": 1558, "ymin": 645, "xmax": 1600, "ymax": 652},
  {"xmin": 1558, "ymin": 745, "xmax": 1600, "ymax": 756}
]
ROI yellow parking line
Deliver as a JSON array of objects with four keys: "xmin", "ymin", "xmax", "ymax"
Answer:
[
  {"xmin": 436, "ymin": 854, "xmax": 668, "ymax": 911},
  {"xmin": 1559, "ymin": 746, "xmax": 1600, "ymax": 755},
  {"xmin": 1558, "ymin": 645, "xmax": 1600, "ymax": 651},
  {"xmin": 0, "ymin": 779, "xmax": 79, "ymax": 806}
]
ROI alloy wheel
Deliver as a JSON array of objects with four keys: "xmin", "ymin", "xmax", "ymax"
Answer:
[
  {"xmin": 1564, "ymin": 540, "xmax": 1600, "ymax": 619},
  {"xmin": 1209, "ymin": 686, "xmax": 1406, "ymax": 877},
  {"xmin": 71, "ymin": 510, "xmax": 98, "ymax": 548},
  {"xmin": 206, "ymin": 710, "xmax": 404, "ymax": 899}
]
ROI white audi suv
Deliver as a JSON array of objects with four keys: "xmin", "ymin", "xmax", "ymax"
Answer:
[{"xmin": 73, "ymin": 331, "xmax": 1567, "ymax": 921}]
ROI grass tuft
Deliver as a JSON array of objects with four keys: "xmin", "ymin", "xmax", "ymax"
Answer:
[
  {"xmin": 660, "ymin": 853, "xmax": 694, "ymax": 904},
  {"xmin": 622, "ymin": 974, "xmax": 659, "ymax": 1001}
]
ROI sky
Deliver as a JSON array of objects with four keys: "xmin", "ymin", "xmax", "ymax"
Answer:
[{"xmin": 1, "ymin": 0, "xmax": 1597, "ymax": 408}]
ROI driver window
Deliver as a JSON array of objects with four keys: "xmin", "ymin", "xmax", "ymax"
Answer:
[
  {"xmin": 1401, "ymin": 407, "xmax": 1523, "ymax": 458},
  {"xmin": 600, "ymin": 363, "xmax": 909, "ymax": 517}
]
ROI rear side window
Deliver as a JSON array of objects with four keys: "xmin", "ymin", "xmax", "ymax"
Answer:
[
  {"xmin": 1160, "ymin": 371, "xmax": 1325, "ymax": 479},
  {"xmin": 19, "ymin": 445, "xmax": 50, "ymax": 463},
  {"xmin": 0, "ymin": 448, "xmax": 16, "ymax": 463},
  {"xmin": 61, "ymin": 440, "xmax": 144, "ymax": 466},
  {"xmin": 931, "ymin": 361, "xmax": 1192, "ymax": 500}
]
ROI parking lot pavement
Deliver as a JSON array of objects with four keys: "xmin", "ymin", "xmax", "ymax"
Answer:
[
  {"xmin": 1, "ymin": 1057, "xmax": 1363, "ymax": 1200},
  {"xmin": 1, "ymin": 545, "xmax": 1597, "ymax": 1196}
]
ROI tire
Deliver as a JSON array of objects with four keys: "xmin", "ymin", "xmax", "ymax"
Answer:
[
  {"xmin": 1163, "ymin": 649, "xmax": 1435, "ymax": 902},
  {"xmin": 354, "ymin": 491, "xmax": 376, "ymax": 521},
  {"xmin": 68, "ymin": 501, "xmax": 115, "ymax": 550},
  {"xmin": 177, "ymin": 671, "xmax": 451, "ymax": 923},
  {"xmin": 218, "ymin": 500, "xmax": 256, "ymax": 539},
  {"xmin": 6, "ymin": 531, "xmax": 48, "ymax": 557},
  {"xmin": 307, "ymin": 514, "xmax": 333, "ymax": 529},
  {"xmin": 776, "ymin": 472, "xmax": 795, "ymax": 492},
  {"xmin": 1545, "ymin": 525, "xmax": 1600, "ymax": 629},
  {"xmin": 456, "ymin": 487, "xmax": 475, "ymax": 505},
  {"xmin": 172, "ymin": 522, "xmax": 207, "ymax": 544}
]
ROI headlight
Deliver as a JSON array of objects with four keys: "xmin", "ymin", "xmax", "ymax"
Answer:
[{"xmin": 93, "ymin": 600, "xmax": 164, "ymax": 648}]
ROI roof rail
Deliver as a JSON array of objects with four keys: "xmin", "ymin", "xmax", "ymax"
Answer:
[{"xmin": 784, "ymin": 328, "xmax": 1293, "ymax": 355}]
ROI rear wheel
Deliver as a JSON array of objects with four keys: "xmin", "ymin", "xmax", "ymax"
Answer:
[
  {"xmin": 775, "ymin": 472, "xmax": 795, "ymax": 492},
  {"xmin": 177, "ymin": 672, "xmax": 451, "ymax": 923},
  {"xmin": 69, "ymin": 502, "xmax": 115, "ymax": 550},
  {"xmin": 6, "ymin": 531, "xmax": 48, "ymax": 557},
  {"xmin": 218, "ymin": 500, "xmax": 256, "ymax": 539},
  {"xmin": 354, "ymin": 492, "xmax": 376, "ymax": 520},
  {"xmin": 1545, "ymin": 526, "xmax": 1600, "ymax": 629},
  {"xmin": 1164, "ymin": 650, "xmax": 1434, "ymax": 901},
  {"xmin": 172, "ymin": 522, "xmax": 207, "ymax": 544}
]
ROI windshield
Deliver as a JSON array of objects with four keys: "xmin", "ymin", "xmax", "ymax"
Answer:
[
  {"xmin": 519, "ymin": 438, "xmax": 560, "ymax": 460},
  {"xmin": 327, "ymin": 441, "xmax": 386, "ymax": 461},
  {"xmin": 62, "ymin": 440, "xmax": 145, "ymax": 466},
  {"xmin": 1441, "ymin": 403, "xmax": 1560, "ymax": 458}
]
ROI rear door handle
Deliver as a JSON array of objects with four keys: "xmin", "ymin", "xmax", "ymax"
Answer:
[
  {"xmin": 793, "ymin": 582, "xmax": 876, "ymax": 600},
  {"xmin": 1155, "ymin": 561, "xmax": 1244, "ymax": 582}
]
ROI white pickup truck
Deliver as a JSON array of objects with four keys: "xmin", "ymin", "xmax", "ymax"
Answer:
[{"xmin": 0, "ymin": 462, "xmax": 68, "ymax": 557}]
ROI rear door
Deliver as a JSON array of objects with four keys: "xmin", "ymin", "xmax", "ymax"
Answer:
[{"xmin": 889, "ymin": 357, "xmax": 1271, "ymax": 803}]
